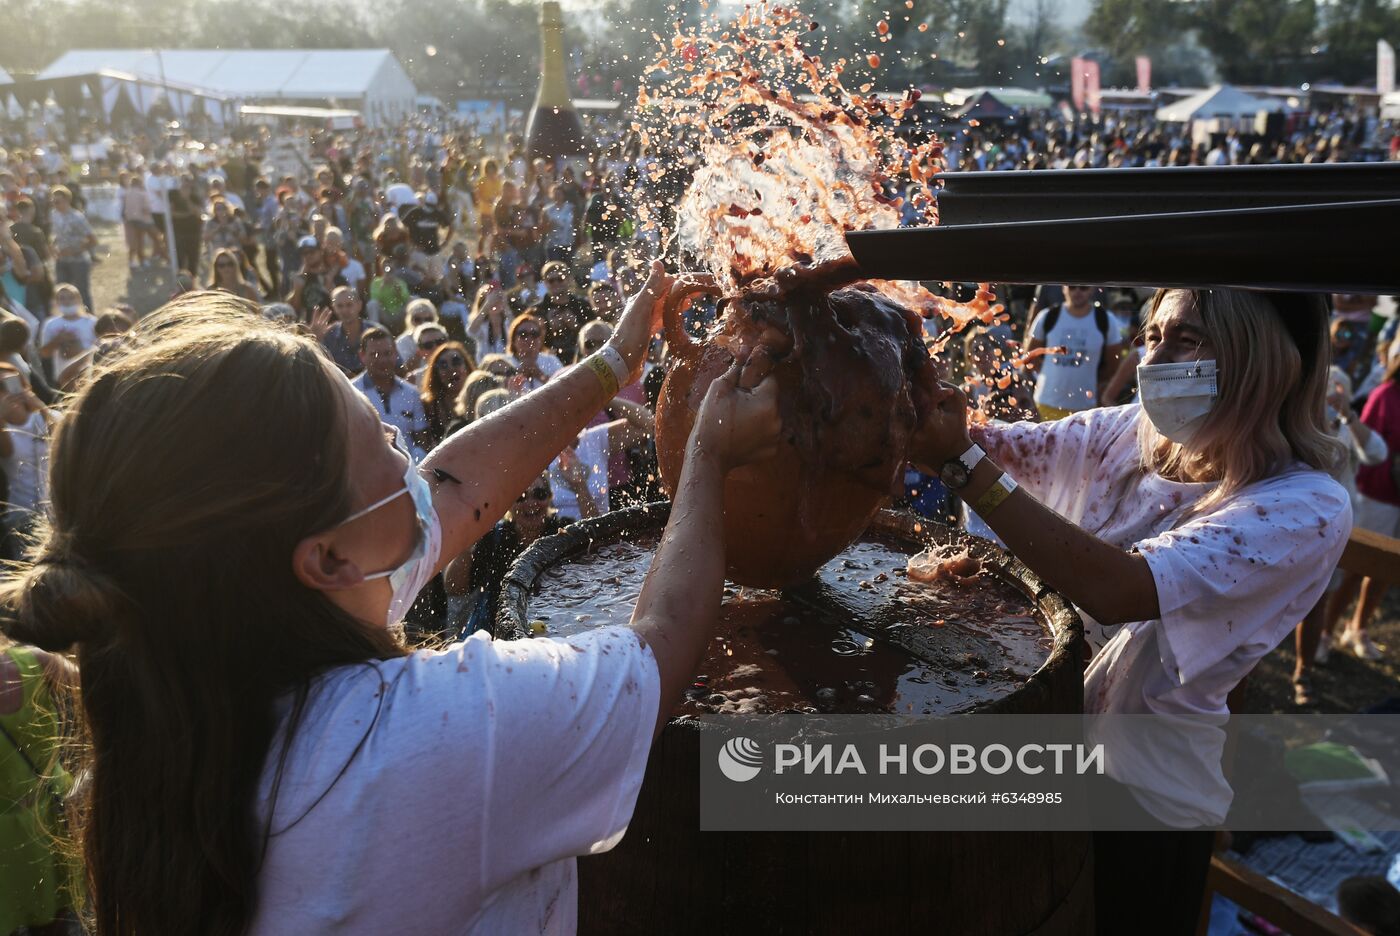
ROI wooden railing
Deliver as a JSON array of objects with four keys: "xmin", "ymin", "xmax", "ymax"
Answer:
[{"xmin": 1195, "ymin": 528, "xmax": 1400, "ymax": 935}]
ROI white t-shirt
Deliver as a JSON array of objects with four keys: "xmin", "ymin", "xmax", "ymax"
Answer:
[
  {"xmin": 249, "ymin": 627, "xmax": 659, "ymax": 934},
  {"xmin": 1, "ymin": 410, "xmax": 47, "ymax": 514},
  {"xmin": 40, "ymin": 314, "xmax": 98, "ymax": 379},
  {"xmin": 1027, "ymin": 305, "xmax": 1127, "ymax": 412},
  {"xmin": 352, "ymin": 373, "xmax": 430, "ymax": 461},
  {"xmin": 975, "ymin": 404, "xmax": 1351, "ymax": 825},
  {"xmin": 550, "ymin": 422, "xmax": 610, "ymax": 519}
]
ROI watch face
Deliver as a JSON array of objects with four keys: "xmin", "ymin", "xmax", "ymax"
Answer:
[{"xmin": 940, "ymin": 459, "xmax": 970, "ymax": 490}]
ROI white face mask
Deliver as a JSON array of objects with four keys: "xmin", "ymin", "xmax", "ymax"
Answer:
[
  {"xmin": 1136, "ymin": 359, "xmax": 1218, "ymax": 446},
  {"xmin": 337, "ymin": 431, "xmax": 442, "ymax": 627},
  {"xmin": 59, "ymin": 303, "xmax": 81, "ymax": 319}
]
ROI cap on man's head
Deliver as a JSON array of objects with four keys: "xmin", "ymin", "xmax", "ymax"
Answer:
[
  {"xmin": 423, "ymin": 190, "xmax": 439, "ymax": 206},
  {"xmin": 541, "ymin": 261, "xmax": 569, "ymax": 282},
  {"xmin": 297, "ymin": 235, "xmax": 319, "ymax": 250}
]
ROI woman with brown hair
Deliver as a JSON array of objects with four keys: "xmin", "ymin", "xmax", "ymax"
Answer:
[
  {"xmin": 506, "ymin": 311, "xmax": 562, "ymax": 394},
  {"xmin": 419, "ymin": 340, "xmax": 475, "ymax": 446},
  {"xmin": 0, "ymin": 267, "xmax": 780, "ymax": 935}
]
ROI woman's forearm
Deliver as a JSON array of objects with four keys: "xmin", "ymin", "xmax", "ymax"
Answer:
[
  {"xmin": 423, "ymin": 359, "xmax": 612, "ymax": 571},
  {"xmin": 629, "ymin": 438, "xmax": 728, "ymax": 737},
  {"xmin": 964, "ymin": 457, "xmax": 1160, "ymax": 626}
]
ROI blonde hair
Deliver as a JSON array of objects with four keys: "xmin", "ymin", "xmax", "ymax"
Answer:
[{"xmin": 1139, "ymin": 289, "xmax": 1341, "ymax": 515}]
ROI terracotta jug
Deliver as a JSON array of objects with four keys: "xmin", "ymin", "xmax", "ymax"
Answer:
[{"xmin": 654, "ymin": 280, "xmax": 932, "ymax": 588}]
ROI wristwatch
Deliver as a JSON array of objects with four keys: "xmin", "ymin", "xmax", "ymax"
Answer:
[{"xmin": 938, "ymin": 443, "xmax": 985, "ymax": 491}]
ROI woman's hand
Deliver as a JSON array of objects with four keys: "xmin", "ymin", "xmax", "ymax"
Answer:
[
  {"xmin": 558, "ymin": 445, "xmax": 591, "ymax": 492},
  {"xmin": 609, "ymin": 262, "xmax": 721, "ymax": 383},
  {"xmin": 908, "ymin": 360, "xmax": 973, "ymax": 472},
  {"xmin": 690, "ymin": 349, "xmax": 782, "ymax": 471}
]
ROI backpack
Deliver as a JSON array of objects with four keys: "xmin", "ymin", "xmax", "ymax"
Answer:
[{"xmin": 1041, "ymin": 302, "xmax": 1113, "ymax": 380}]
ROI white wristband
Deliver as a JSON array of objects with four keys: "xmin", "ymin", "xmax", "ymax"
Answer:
[
  {"xmin": 958, "ymin": 443, "xmax": 986, "ymax": 472},
  {"xmin": 598, "ymin": 344, "xmax": 631, "ymax": 387}
]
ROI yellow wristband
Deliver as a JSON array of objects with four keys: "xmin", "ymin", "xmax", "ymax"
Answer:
[
  {"xmin": 971, "ymin": 472, "xmax": 1019, "ymax": 517},
  {"xmin": 584, "ymin": 353, "xmax": 620, "ymax": 398}
]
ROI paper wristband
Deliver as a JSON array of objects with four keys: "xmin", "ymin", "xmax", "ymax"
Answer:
[
  {"xmin": 598, "ymin": 344, "xmax": 631, "ymax": 386},
  {"xmin": 584, "ymin": 354, "xmax": 620, "ymax": 398},
  {"xmin": 972, "ymin": 472, "xmax": 1019, "ymax": 517}
]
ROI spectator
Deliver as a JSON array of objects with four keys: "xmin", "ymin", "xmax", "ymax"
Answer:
[
  {"xmin": 38, "ymin": 284, "xmax": 96, "ymax": 387},
  {"xmin": 1295, "ymin": 366, "xmax": 1389, "ymax": 701},
  {"xmin": 506, "ymin": 312, "xmax": 562, "ymax": 394},
  {"xmin": 0, "ymin": 369, "xmax": 54, "ymax": 560},
  {"xmin": 47, "ymin": 187, "xmax": 96, "ymax": 311},
  {"xmin": 168, "ymin": 179, "xmax": 204, "ymax": 276},
  {"xmin": 1346, "ymin": 357, "xmax": 1400, "ymax": 661},
  {"xmin": 397, "ymin": 299, "xmax": 441, "ymax": 369},
  {"xmin": 402, "ymin": 190, "xmax": 452, "ymax": 276},
  {"xmin": 444, "ymin": 472, "xmax": 573, "ymax": 635},
  {"xmin": 420, "ymin": 341, "xmax": 475, "ymax": 447},
  {"xmin": 588, "ymin": 281, "xmax": 623, "ymax": 322},
  {"xmin": 352, "ymin": 326, "xmax": 432, "ymax": 459},
  {"xmin": 1023, "ymin": 284, "xmax": 1125, "ymax": 420},
  {"xmin": 319, "ymin": 286, "xmax": 368, "ymax": 376},
  {"xmin": 208, "ymin": 248, "xmax": 259, "ymax": 302},
  {"xmin": 121, "ymin": 174, "xmax": 158, "ymax": 268},
  {"xmin": 466, "ymin": 282, "xmax": 510, "ymax": 359},
  {"xmin": 533, "ymin": 261, "xmax": 590, "ymax": 364},
  {"xmin": 0, "ymin": 639, "xmax": 81, "ymax": 935},
  {"xmin": 541, "ymin": 184, "xmax": 578, "ymax": 263}
]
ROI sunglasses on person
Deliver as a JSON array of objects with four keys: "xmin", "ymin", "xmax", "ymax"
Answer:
[
  {"xmin": 516, "ymin": 328, "xmax": 542, "ymax": 339},
  {"xmin": 517, "ymin": 486, "xmax": 551, "ymax": 503},
  {"xmin": 436, "ymin": 352, "xmax": 467, "ymax": 368},
  {"xmin": 216, "ymin": 260, "xmax": 236, "ymax": 269},
  {"xmin": 419, "ymin": 337, "xmax": 447, "ymax": 351}
]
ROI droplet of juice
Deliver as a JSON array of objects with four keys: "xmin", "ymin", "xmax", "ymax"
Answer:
[
  {"xmin": 867, "ymin": 53, "xmax": 881, "ymax": 68},
  {"xmin": 877, "ymin": 19, "xmax": 889, "ymax": 34}
]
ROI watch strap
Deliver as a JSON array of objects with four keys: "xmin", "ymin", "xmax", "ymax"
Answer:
[{"xmin": 958, "ymin": 443, "xmax": 986, "ymax": 473}]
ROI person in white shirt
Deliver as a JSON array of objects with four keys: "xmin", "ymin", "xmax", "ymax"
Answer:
[
  {"xmin": 39, "ymin": 284, "xmax": 97, "ymax": 388},
  {"xmin": 0, "ymin": 368, "xmax": 53, "ymax": 561},
  {"xmin": 1024, "ymin": 285, "xmax": 1126, "ymax": 420},
  {"xmin": 323, "ymin": 227, "xmax": 366, "ymax": 297},
  {"xmin": 911, "ymin": 288, "xmax": 1348, "ymax": 931},
  {"xmin": 354, "ymin": 327, "xmax": 433, "ymax": 460},
  {"xmin": 0, "ymin": 273, "xmax": 781, "ymax": 935}
]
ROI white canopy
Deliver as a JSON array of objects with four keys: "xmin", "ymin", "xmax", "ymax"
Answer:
[
  {"xmin": 40, "ymin": 49, "xmax": 416, "ymax": 125},
  {"xmin": 1156, "ymin": 84, "xmax": 1286, "ymax": 122}
]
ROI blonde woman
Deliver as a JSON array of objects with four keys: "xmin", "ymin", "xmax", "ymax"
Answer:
[{"xmin": 911, "ymin": 288, "xmax": 1348, "ymax": 930}]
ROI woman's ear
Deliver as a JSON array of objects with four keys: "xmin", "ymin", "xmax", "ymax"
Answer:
[{"xmin": 292, "ymin": 533, "xmax": 364, "ymax": 593}]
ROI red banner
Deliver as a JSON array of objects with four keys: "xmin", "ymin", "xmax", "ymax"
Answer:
[
  {"xmin": 1071, "ymin": 57, "xmax": 1101, "ymax": 114},
  {"xmin": 1136, "ymin": 56, "xmax": 1152, "ymax": 93}
]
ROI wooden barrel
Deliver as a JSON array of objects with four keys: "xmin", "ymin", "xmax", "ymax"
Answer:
[{"xmin": 497, "ymin": 505, "xmax": 1092, "ymax": 935}]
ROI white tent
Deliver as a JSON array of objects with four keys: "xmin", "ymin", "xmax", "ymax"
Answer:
[
  {"xmin": 0, "ymin": 67, "xmax": 13, "ymax": 85},
  {"xmin": 1383, "ymin": 91, "xmax": 1400, "ymax": 121},
  {"xmin": 1156, "ymin": 84, "xmax": 1288, "ymax": 122},
  {"xmin": 40, "ymin": 49, "xmax": 416, "ymax": 126}
]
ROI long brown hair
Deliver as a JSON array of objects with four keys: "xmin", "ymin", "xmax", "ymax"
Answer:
[
  {"xmin": 420, "ymin": 340, "xmax": 476, "ymax": 409},
  {"xmin": 1139, "ymin": 288, "xmax": 1341, "ymax": 514},
  {"xmin": 0, "ymin": 292, "xmax": 406, "ymax": 935}
]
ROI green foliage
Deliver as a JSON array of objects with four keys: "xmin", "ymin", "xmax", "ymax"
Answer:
[{"xmin": 1194, "ymin": 0, "xmax": 1318, "ymax": 83}]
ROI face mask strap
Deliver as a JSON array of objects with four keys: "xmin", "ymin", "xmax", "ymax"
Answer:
[{"xmin": 338, "ymin": 484, "xmax": 409, "ymax": 527}]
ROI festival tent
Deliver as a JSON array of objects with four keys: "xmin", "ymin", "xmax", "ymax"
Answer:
[
  {"xmin": 945, "ymin": 87, "xmax": 1054, "ymax": 119},
  {"xmin": 1155, "ymin": 84, "xmax": 1289, "ymax": 122},
  {"xmin": 0, "ymin": 69, "xmax": 236, "ymax": 129},
  {"xmin": 40, "ymin": 49, "xmax": 416, "ymax": 126}
]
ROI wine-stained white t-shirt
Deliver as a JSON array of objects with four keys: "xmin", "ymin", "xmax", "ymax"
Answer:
[
  {"xmin": 974, "ymin": 404, "xmax": 1351, "ymax": 825},
  {"xmin": 250, "ymin": 626, "xmax": 659, "ymax": 933}
]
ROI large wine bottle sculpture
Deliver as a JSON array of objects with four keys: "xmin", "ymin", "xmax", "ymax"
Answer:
[{"xmin": 526, "ymin": 1, "xmax": 585, "ymax": 162}]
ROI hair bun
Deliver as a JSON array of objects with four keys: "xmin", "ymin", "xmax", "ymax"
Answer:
[{"xmin": 2, "ymin": 553, "xmax": 124, "ymax": 652}]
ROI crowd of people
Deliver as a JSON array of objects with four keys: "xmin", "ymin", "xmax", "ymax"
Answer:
[{"xmin": 0, "ymin": 99, "xmax": 1397, "ymax": 934}]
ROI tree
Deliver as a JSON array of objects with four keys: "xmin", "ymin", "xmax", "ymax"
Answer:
[
  {"xmin": 1318, "ymin": 0, "xmax": 1400, "ymax": 83},
  {"xmin": 1193, "ymin": 0, "xmax": 1318, "ymax": 84}
]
